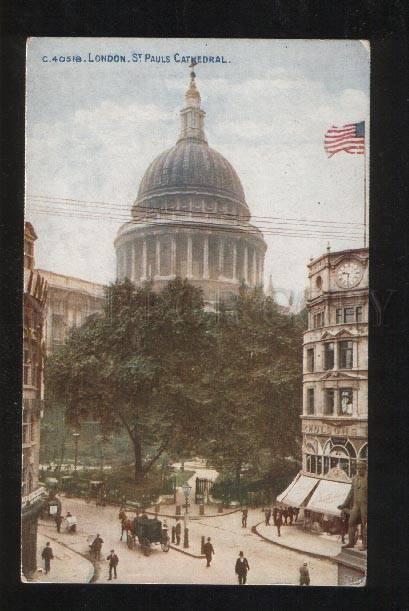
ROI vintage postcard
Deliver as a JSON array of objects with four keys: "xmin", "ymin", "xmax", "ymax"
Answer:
[{"xmin": 23, "ymin": 38, "xmax": 369, "ymax": 585}]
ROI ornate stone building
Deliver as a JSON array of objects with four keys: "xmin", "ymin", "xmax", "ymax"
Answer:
[
  {"xmin": 115, "ymin": 68, "xmax": 266, "ymax": 306},
  {"xmin": 22, "ymin": 222, "xmax": 48, "ymax": 578},
  {"xmin": 278, "ymin": 247, "xmax": 368, "ymax": 527},
  {"xmin": 38, "ymin": 270, "xmax": 105, "ymax": 355}
]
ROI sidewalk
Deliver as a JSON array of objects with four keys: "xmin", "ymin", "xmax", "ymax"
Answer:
[
  {"xmin": 33, "ymin": 531, "xmax": 94, "ymax": 583},
  {"xmin": 142, "ymin": 502, "xmax": 241, "ymax": 520},
  {"xmin": 255, "ymin": 522, "xmax": 341, "ymax": 561}
]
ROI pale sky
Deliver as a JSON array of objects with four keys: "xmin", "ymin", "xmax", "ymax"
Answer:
[{"xmin": 25, "ymin": 38, "xmax": 369, "ymax": 307}]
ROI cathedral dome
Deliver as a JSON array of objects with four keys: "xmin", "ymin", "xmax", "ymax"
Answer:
[
  {"xmin": 137, "ymin": 140, "xmax": 246, "ymax": 205},
  {"xmin": 116, "ymin": 67, "xmax": 266, "ymax": 305}
]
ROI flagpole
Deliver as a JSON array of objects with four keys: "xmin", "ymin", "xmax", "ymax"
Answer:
[{"xmin": 363, "ymin": 145, "xmax": 367, "ymax": 248}]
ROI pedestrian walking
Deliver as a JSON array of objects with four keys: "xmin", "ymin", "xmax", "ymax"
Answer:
[
  {"xmin": 299, "ymin": 561, "xmax": 310, "ymax": 586},
  {"xmin": 264, "ymin": 508, "xmax": 271, "ymax": 526},
  {"xmin": 106, "ymin": 549, "xmax": 119, "ymax": 580},
  {"xmin": 272, "ymin": 506, "xmax": 279, "ymax": 524},
  {"xmin": 235, "ymin": 551, "xmax": 250, "ymax": 585},
  {"xmin": 171, "ymin": 525, "xmax": 176, "ymax": 543},
  {"xmin": 340, "ymin": 511, "xmax": 349, "ymax": 544},
  {"xmin": 287, "ymin": 507, "xmax": 294, "ymax": 526},
  {"xmin": 241, "ymin": 508, "xmax": 248, "ymax": 528},
  {"xmin": 41, "ymin": 542, "xmax": 54, "ymax": 575},
  {"xmin": 275, "ymin": 509, "xmax": 283, "ymax": 537},
  {"xmin": 118, "ymin": 507, "xmax": 127, "ymax": 541},
  {"xmin": 55, "ymin": 514, "xmax": 63, "ymax": 533},
  {"xmin": 203, "ymin": 537, "xmax": 215, "ymax": 567},
  {"xmin": 175, "ymin": 519, "xmax": 181, "ymax": 545},
  {"xmin": 90, "ymin": 534, "xmax": 104, "ymax": 561}
]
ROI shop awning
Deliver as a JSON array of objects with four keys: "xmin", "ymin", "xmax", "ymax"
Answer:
[
  {"xmin": 306, "ymin": 479, "xmax": 351, "ymax": 517},
  {"xmin": 276, "ymin": 474, "xmax": 319, "ymax": 507}
]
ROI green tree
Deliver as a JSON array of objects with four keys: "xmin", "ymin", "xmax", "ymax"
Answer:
[
  {"xmin": 45, "ymin": 278, "xmax": 213, "ymax": 483},
  {"xmin": 202, "ymin": 286, "xmax": 304, "ymax": 488}
]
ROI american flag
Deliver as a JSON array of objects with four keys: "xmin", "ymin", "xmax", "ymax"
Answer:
[{"xmin": 324, "ymin": 121, "xmax": 365, "ymax": 157}]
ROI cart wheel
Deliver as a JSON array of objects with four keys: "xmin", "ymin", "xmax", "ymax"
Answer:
[
  {"xmin": 161, "ymin": 537, "xmax": 170, "ymax": 552},
  {"xmin": 126, "ymin": 533, "xmax": 134, "ymax": 549},
  {"xmin": 141, "ymin": 538, "xmax": 151, "ymax": 556}
]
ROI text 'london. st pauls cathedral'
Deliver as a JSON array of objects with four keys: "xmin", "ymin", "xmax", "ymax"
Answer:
[{"xmin": 115, "ymin": 67, "xmax": 267, "ymax": 307}]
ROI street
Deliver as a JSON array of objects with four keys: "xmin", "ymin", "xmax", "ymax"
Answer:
[{"xmin": 38, "ymin": 496, "xmax": 337, "ymax": 585}]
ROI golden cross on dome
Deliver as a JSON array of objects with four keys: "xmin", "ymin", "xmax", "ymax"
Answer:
[{"xmin": 189, "ymin": 59, "xmax": 198, "ymax": 80}]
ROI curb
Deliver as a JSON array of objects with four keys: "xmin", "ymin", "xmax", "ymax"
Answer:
[
  {"xmin": 39, "ymin": 532, "xmax": 96, "ymax": 583},
  {"xmin": 252, "ymin": 522, "xmax": 338, "ymax": 564},
  {"xmin": 168, "ymin": 544, "xmax": 205, "ymax": 559},
  {"xmin": 139, "ymin": 507, "xmax": 242, "ymax": 520}
]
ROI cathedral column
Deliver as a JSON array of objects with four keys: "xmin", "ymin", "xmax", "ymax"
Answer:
[
  {"xmin": 131, "ymin": 242, "xmax": 136, "ymax": 282},
  {"xmin": 218, "ymin": 238, "xmax": 224, "ymax": 278},
  {"xmin": 155, "ymin": 237, "xmax": 161, "ymax": 277},
  {"xmin": 171, "ymin": 236, "xmax": 177, "ymax": 275},
  {"xmin": 187, "ymin": 235, "xmax": 193, "ymax": 278},
  {"xmin": 244, "ymin": 245, "xmax": 249, "ymax": 283},
  {"xmin": 203, "ymin": 236, "xmax": 209, "ymax": 279},
  {"xmin": 260, "ymin": 254, "xmax": 264, "ymax": 287},
  {"xmin": 232, "ymin": 240, "xmax": 237, "ymax": 281},
  {"xmin": 142, "ymin": 239, "xmax": 147, "ymax": 280}
]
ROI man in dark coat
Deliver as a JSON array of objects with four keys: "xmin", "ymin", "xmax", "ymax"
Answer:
[
  {"xmin": 275, "ymin": 509, "xmax": 283, "ymax": 537},
  {"xmin": 235, "ymin": 551, "xmax": 250, "ymax": 585},
  {"xmin": 41, "ymin": 542, "xmax": 54, "ymax": 574},
  {"xmin": 90, "ymin": 534, "xmax": 104, "ymax": 561},
  {"xmin": 241, "ymin": 508, "xmax": 248, "ymax": 528},
  {"xmin": 175, "ymin": 520, "xmax": 181, "ymax": 545},
  {"xmin": 203, "ymin": 537, "xmax": 215, "ymax": 567},
  {"xmin": 264, "ymin": 508, "xmax": 271, "ymax": 526},
  {"xmin": 340, "ymin": 511, "xmax": 349, "ymax": 544},
  {"xmin": 55, "ymin": 514, "xmax": 63, "ymax": 533},
  {"xmin": 299, "ymin": 561, "xmax": 310, "ymax": 585},
  {"xmin": 118, "ymin": 507, "xmax": 127, "ymax": 541},
  {"xmin": 106, "ymin": 549, "xmax": 119, "ymax": 580}
]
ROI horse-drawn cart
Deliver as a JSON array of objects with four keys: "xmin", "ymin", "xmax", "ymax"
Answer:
[{"xmin": 126, "ymin": 515, "xmax": 170, "ymax": 556}]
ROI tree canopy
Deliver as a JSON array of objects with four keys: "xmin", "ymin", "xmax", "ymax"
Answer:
[{"xmin": 45, "ymin": 279, "xmax": 304, "ymax": 485}]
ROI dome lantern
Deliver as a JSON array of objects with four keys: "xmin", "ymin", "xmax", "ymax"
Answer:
[{"xmin": 177, "ymin": 65, "xmax": 207, "ymax": 144}]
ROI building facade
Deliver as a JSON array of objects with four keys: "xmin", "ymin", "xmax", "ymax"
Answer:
[
  {"xmin": 22, "ymin": 222, "xmax": 48, "ymax": 578},
  {"xmin": 278, "ymin": 247, "xmax": 368, "ymax": 531},
  {"xmin": 38, "ymin": 270, "xmax": 105, "ymax": 355},
  {"xmin": 115, "ymin": 68, "xmax": 267, "ymax": 307}
]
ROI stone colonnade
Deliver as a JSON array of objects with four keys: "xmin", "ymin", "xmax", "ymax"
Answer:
[{"xmin": 117, "ymin": 231, "xmax": 265, "ymax": 286}]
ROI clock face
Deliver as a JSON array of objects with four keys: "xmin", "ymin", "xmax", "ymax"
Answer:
[{"xmin": 336, "ymin": 262, "xmax": 362, "ymax": 288}]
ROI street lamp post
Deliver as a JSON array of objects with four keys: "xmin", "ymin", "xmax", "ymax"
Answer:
[
  {"xmin": 72, "ymin": 431, "xmax": 80, "ymax": 476},
  {"xmin": 181, "ymin": 482, "xmax": 192, "ymax": 549}
]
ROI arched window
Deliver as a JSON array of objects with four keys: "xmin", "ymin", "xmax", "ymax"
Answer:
[
  {"xmin": 305, "ymin": 442, "xmax": 322, "ymax": 475},
  {"xmin": 359, "ymin": 443, "xmax": 368, "ymax": 461},
  {"xmin": 323, "ymin": 439, "xmax": 357, "ymax": 477}
]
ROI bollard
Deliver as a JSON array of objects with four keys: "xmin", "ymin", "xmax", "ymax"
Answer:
[
  {"xmin": 218, "ymin": 503, "xmax": 223, "ymax": 514},
  {"xmin": 176, "ymin": 505, "xmax": 181, "ymax": 516},
  {"xmin": 199, "ymin": 504, "xmax": 205, "ymax": 516},
  {"xmin": 201, "ymin": 536, "xmax": 205, "ymax": 554}
]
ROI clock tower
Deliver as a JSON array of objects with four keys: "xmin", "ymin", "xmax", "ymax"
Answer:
[{"xmin": 277, "ymin": 247, "xmax": 368, "ymax": 532}]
